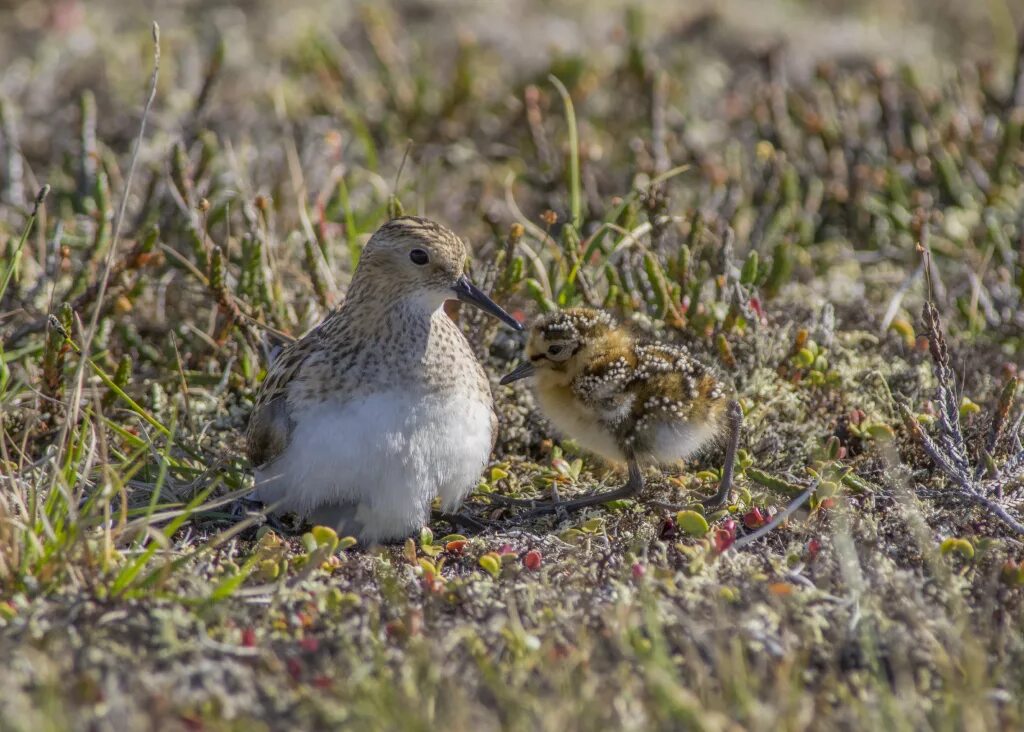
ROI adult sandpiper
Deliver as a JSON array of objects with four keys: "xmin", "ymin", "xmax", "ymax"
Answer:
[
  {"xmin": 247, "ymin": 216, "xmax": 522, "ymax": 543},
  {"xmin": 500, "ymin": 307, "xmax": 742, "ymax": 513}
]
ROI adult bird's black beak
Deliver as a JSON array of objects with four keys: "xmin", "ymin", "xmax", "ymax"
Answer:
[
  {"xmin": 452, "ymin": 275, "xmax": 522, "ymax": 331},
  {"xmin": 500, "ymin": 361, "xmax": 535, "ymax": 385}
]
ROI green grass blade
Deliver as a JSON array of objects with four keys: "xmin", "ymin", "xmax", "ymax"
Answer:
[
  {"xmin": 550, "ymin": 75, "xmax": 581, "ymax": 230},
  {"xmin": 0, "ymin": 185, "xmax": 48, "ymax": 303}
]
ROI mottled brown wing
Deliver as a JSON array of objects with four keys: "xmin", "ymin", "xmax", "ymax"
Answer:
[
  {"xmin": 246, "ymin": 394, "xmax": 294, "ymax": 467},
  {"xmin": 572, "ymin": 355, "xmax": 636, "ymax": 428},
  {"xmin": 245, "ymin": 337, "xmax": 314, "ymax": 467},
  {"xmin": 630, "ymin": 340, "xmax": 728, "ymax": 418},
  {"xmin": 632, "ymin": 342, "xmax": 693, "ymax": 377}
]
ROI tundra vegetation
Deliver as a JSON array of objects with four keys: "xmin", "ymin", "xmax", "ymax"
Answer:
[{"xmin": 1, "ymin": 1, "xmax": 1024, "ymax": 729}]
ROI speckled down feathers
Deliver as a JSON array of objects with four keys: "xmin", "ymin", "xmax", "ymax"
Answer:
[{"xmin": 526, "ymin": 308, "xmax": 731, "ymax": 464}]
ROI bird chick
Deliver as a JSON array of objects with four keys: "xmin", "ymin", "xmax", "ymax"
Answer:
[
  {"xmin": 500, "ymin": 307, "xmax": 742, "ymax": 512},
  {"xmin": 247, "ymin": 216, "xmax": 522, "ymax": 543}
]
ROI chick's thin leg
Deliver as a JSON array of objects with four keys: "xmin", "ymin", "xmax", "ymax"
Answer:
[
  {"xmin": 487, "ymin": 491, "xmax": 562, "ymax": 507},
  {"xmin": 522, "ymin": 457, "xmax": 644, "ymax": 518},
  {"xmin": 700, "ymin": 400, "xmax": 743, "ymax": 510}
]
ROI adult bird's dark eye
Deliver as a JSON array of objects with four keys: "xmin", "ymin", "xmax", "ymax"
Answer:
[
  {"xmin": 548, "ymin": 345, "xmax": 563, "ymax": 356},
  {"xmin": 409, "ymin": 249, "xmax": 429, "ymax": 265}
]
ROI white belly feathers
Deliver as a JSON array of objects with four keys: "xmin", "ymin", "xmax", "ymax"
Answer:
[{"xmin": 255, "ymin": 389, "xmax": 493, "ymax": 543}]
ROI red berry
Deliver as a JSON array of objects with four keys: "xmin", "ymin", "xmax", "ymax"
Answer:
[
  {"xmin": 806, "ymin": 538, "xmax": 822, "ymax": 560},
  {"xmin": 743, "ymin": 507, "xmax": 768, "ymax": 529},
  {"xmin": 523, "ymin": 550, "xmax": 543, "ymax": 570},
  {"xmin": 713, "ymin": 529, "xmax": 735, "ymax": 553},
  {"xmin": 445, "ymin": 540, "xmax": 467, "ymax": 555},
  {"xmin": 631, "ymin": 562, "xmax": 646, "ymax": 580},
  {"xmin": 749, "ymin": 297, "xmax": 765, "ymax": 321},
  {"xmin": 713, "ymin": 518, "xmax": 738, "ymax": 553},
  {"xmin": 300, "ymin": 636, "xmax": 319, "ymax": 653},
  {"xmin": 241, "ymin": 627, "xmax": 256, "ymax": 647}
]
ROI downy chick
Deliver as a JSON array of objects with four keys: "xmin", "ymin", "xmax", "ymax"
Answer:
[{"xmin": 501, "ymin": 307, "xmax": 742, "ymax": 512}]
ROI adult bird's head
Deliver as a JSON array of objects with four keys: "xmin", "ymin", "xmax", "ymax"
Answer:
[{"xmin": 350, "ymin": 216, "xmax": 522, "ymax": 331}]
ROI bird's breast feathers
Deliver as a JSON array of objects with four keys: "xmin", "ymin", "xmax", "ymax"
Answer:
[
  {"xmin": 254, "ymin": 387, "xmax": 494, "ymax": 540},
  {"xmin": 534, "ymin": 379, "xmax": 628, "ymax": 463}
]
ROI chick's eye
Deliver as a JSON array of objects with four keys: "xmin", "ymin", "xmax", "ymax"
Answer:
[
  {"xmin": 409, "ymin": 248, "xmax": 429, "ymax": 265},
  {"xmin": 547, "ymin": 345, "xmax": 564, "ymax": 356}
]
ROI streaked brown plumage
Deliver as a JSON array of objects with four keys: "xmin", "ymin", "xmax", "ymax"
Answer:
[{"xmin": 246, "ymin": 216, "xmax": 521, "ymax": 543}]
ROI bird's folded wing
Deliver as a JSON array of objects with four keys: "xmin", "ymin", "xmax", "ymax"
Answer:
[
  {"xmin": 246, "ymin": 394, "xmax": 295, "ymax": 468},
  {"xmin": 246, "ymin": 337, "xmax": 316, "ymax": 467},
  {"xmin": 572, "ymin": 357, "xmax": 637, "ymax": 429},
  {"xmin": 633, "ymin": 342, "xmax": 695, "ymax": 375}
]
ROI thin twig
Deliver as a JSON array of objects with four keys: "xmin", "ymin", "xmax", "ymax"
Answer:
[{"xmin": 731, "ymin": 482, "xmax": 816, "ymax": 551}]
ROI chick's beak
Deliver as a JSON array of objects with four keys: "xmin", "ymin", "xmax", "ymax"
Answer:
[
  {"xmin": 500, "ymin": 361, "xmax": 536, "ymax": 385},
  {"xmin": 452, "ymin": 275, "xmax": 522, "ymax": 331}
]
